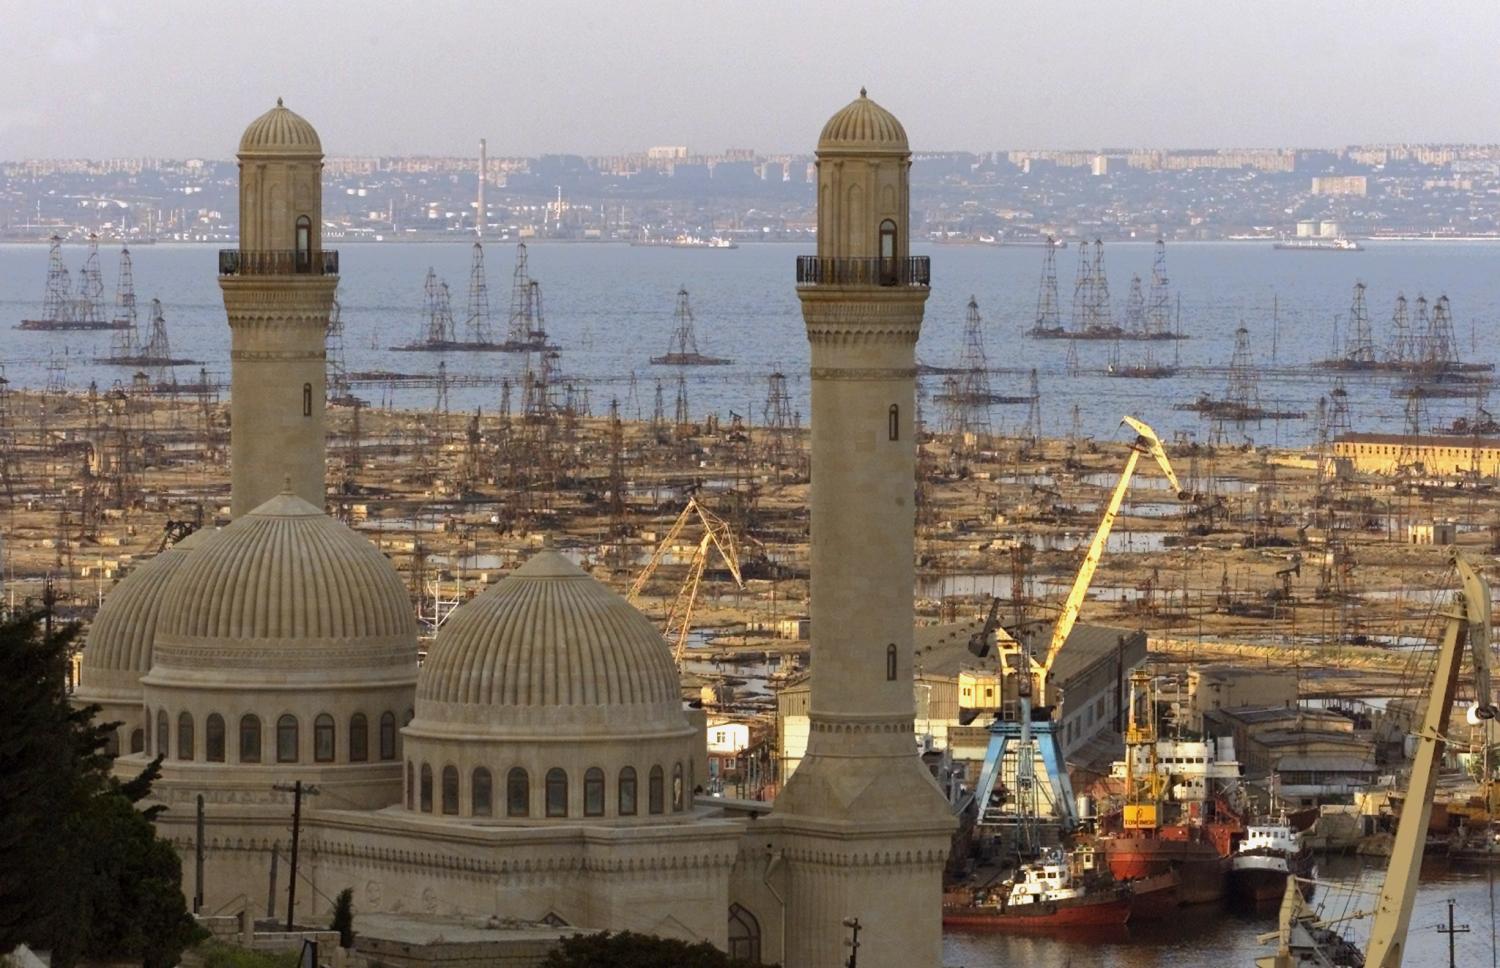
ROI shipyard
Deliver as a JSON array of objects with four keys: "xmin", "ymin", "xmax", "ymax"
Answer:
[{"xmin": 5, "ymin": 6, "xmax": 1500, "ymax": 968}]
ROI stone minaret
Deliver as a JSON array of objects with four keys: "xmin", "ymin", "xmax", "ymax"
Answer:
[
  {"xmin": 765, "ymin": 91, "xmax": 955, "ymax": 967},
  {"xmin": 221, "ymin": 99, "xmax": 337, "ymax": 518}
]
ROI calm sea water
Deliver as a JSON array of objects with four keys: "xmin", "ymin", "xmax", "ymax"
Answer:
[
  {"xmin": 2, "ymin": 240, "xmax": 1497, "ymax": 449},
  {"xmin": 944, "ymin": 855, "xmax": 1500, "ymax": 967}
]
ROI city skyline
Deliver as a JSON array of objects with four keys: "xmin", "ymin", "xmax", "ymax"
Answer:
[{"xmin": 4, "ymin": 0, "xmax": 1498, "ymax": 158}]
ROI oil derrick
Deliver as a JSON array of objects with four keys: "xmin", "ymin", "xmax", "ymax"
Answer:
[
  {"xmin": 1411, "ymin": 295, "xmax": 1432, "ymax": 365},
  {"xmin": 652, "ymin": 287, "xmax": 732, "ymax": 366},
  {"xmin": 941, "ymin": 296, "xmax": 996, "ymax": 451},
  {"xmin": 505, "ymin": 243, "xmax": 533, "ymax": 346},
  {"xmin": 1146, "ymin": 239, "xmax": 1171, "ymax": 337},
  {"xmin": 651, "ymin": 379, "xmax": 666, "ymax": 441},
  {"xmin": 1087, "ymin": 239, "xmax": 1112, "ymax": 333},
  {"xmin": 77, "ymin": 234, "xmax": 105, "ymax": 327},
  {"xmin": 345, "ymin": 397, "xmax": 364, "ymax": 476},
  {"xmin": 1123, "ymin": 275, "xmax": 1146, "ymax": 336},
  {"xmin": 1397, "ymin": 387, "xmax": 1428, "ymax": 473},
  {"xmin": 195, "ymin": 367, "xmax": 219, "ymax": 463},
  {"xmin": 1327, "ymin": 379, "xmax": 1351, "ymax": 437},
  {"xmin": 526, "ymin": 280, "xmax": 551, "ymax": 347},
  {"xmin": 39, "ymin": 236, "xmax": 72, "ymax": 322},
  {"xmin": 1030, "ymin": 236, "xmax": 1063, "ymax": 336},
  {"xmin": 606, "ymin": 398, "xmax": 630, "ymax": 566},
  {"xmin": 674, "ymin": 374, "xmax": 692, "ymax": 439},
  {"xmin": 326, "ymin": 296, "xmax": 353, "ymax": 405},
  {"xmin": 421, "ymin": 269, "xmax": 456, "ymax": 344},
  {"xmin": 1021, "ymin": 369, "xmax": 1042, "ymax": 448},
  {"xmin": 110, "ymin": 246, "xmax": 139, "ymax": 359},
  {"xmin": 1064, "ymin": 403, "xmax": 1083, "ymax": 470},
  {"xmin": 914, "ymin": 391, "xmax": 936, "ymax": 535},
  {"xmin": 761, "ymin": 371, "xmax": 795, "ymax": 471},
  {"xmin": 142, "ymin": 299, "xmax": 175, "ymax": 383},
  {"xmin": 1342, "ymin": 281, "xmax": 1376, "ymax": 364},
  {"xmin": 1069, "ymin": 242, "xmax": 1093, "ymax": 334},
  {"xmin": 0, "ymin": 368, "xmax": 16, "ymax": 509},
  {"xmin": 625, "ymin": 372, "xmax": 641, "ymax": 420},
  {"xmin": 464, "ymin": 242, "xmax": 492, "ymax": 345},
  {"xmin": 102, "ymin": 383, "xmax": 138, "ymax": 509},
  {"xmin": 1423, "ymin": 295, "xmax": 1458, "ymax": 369},
  {"xmin": 457, "ymin": 407, "xmax": 484, "ymax": 496},
  {"xmin": 1225, "ymin": 326, "xmax": 1261, "ymax": 417},
  {"xmin": 1387, "ymin": 292, "xmax": 1412, "ymax": 365}
]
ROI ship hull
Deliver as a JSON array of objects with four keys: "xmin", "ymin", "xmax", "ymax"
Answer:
[
  {"xmin": 943, "ymin": 893, "xmax": 1131, "ymax": 929},
  {"xmin": 18, "ymin": 319, "xmax": 131, "ymax": 331},
  {"xmin": 1125, "ymin": 870, "xmax": 1181, "ymax": 920},
  {"xmin": 1102, "ymin": 837, "xmax": 1231, "ymax": 904},
  {"xmin": 1230, "ymin": 851, "xmax": 1315, "ymax": 904}
]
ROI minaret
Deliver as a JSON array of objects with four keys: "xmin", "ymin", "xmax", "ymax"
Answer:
[
  {"xmin": 220, "ymin": 99, "xmax": 337, "ymax": 517},
  {"xmin": 766, "ymin": 91, "xmax": 955, "ymax": 967}
]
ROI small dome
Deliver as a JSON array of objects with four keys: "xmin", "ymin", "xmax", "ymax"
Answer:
[
  {"xmin": 817, "ymin": 89, "xmax": 909, "ymax": 155},
  {"xmin": 153, "ymin": 492, "xmax": 416, "ymax": 676},
  {"xmin": 77, "ymin": 528, "xmax": 214, "ymax": 702},
  {"xmin": 238, "ymin": 98, "xmax": 322, "ymax": 158},
  {"xmin": 415, "ymin": 551, "xmax": 682, "ymax": 730}
]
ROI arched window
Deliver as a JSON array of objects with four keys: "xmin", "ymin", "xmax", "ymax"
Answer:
[
  {"xmin": 295, "ymin": 215, "xmax": 311, "ymax": 271},
  {"xmin": 419, "ymin": 763, "xmax": 433, "ymax": 813},
  {"xmin": 618, "ymin": 767, "xmax": 638, "ymax": 816},
  {"xmin": 888, "ymin": 404, "xmax": 900, "ymax": 441},
  {"xmin": 672, "ymin": 763, "xmax": 685, "ymax": 811},
  {"xmin": 177, "ymin": 713, "xmax": 194, "ymax": 761},
  {"xmin": 105, "ymin": 730, "xmax": 120, "ymax": 758},
  {"xmin": 276, "ymin": 715, "xmax": 299, "ymax": 763},
  {"xmin": 649, "ymin": 765, "xmax": 665, "ymax": 815},
  {"xmin": 545, "ymin": 768, "xmax": 568, "ymax": 818},
  {"xmin": 472, "ymin": 768, "xmax": 493, "ymax": 817},
  {"xmin": 349, "ymin": 713, "xmax": 368, "ymax": 762},
  {"xmin": 405, "ymin": 761, "xmax": 414, "ymax": 810},
  {"xmin": 584, "ymin": 768, "xmax": 605, "ymax": 817},
  {"xmin": 302, "ymin": 383, "xmax": 313, "ymax": 417},
  {"xmin": 507, "ymin": 768, "xmax": 530, "ymax": 817},
  {"xmin": 887, "ymin": 643, "xmax": 899, "ymax": 681},
  {"xmin": 129, "ymin": 728, "xmax": 144, "ymax": 755},
  {"xmin": 879, "ymin": 218, "xmax": 898, "ymax": 285},
  {"xmin": 206, "ymin": 714, "xmax": 226, "ymax": 762},
  {"xmin": 144, "ymin": 710, "xmax": 152, "ymax": 753},
  {"xmin": 379, "ymin": 712, "xmax": 397, "ymax": 761},
  {"xmin": 156, "ymin": 709, "xmax": 169, "ymax": 758},
  {"xmin": 728, "ymin": 904, "xmax": 762, "ymax": 962},
  {"xmin": 239, "ymin": 714, "xmax": 262, "ymax": 763},
  {"xmin": 441, "ymin": 765, "xmax": 460, "ymax": 815},
  {"xmin": 314, "ymin": 713, "xmax": 335, "ymax": 763}
]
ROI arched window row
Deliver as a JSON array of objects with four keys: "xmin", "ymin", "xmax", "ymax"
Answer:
[
  {"xmin": 405, "ymin": 762, "xmax": 689, "ymax": 819},
  {"xmin": 139, "ymin": 709, "xmax": 403, "ymax": 765}
]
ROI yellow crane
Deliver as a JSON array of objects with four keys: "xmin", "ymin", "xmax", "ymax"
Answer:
[
  {"xmin": 1027, "ymin": 415, "xmax": 1184, "ymax": 706},
  {"xmin": 629, "ymin": 496, "xmax": 744, "ymax": 667}
]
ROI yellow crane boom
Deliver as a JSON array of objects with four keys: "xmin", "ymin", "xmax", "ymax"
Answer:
[
  {"xmin": 628, "ymin": 496, "xmax": 744, "ymax": 667},
  {"xmin": 1035, "ymin": 416, "xmax": 1183, "ymax": 705}
]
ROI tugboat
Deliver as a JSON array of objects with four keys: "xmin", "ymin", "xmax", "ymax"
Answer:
[
  {"xmin": 943, "ymin": 844, "xmax": 1132, "ymax": 929},
  {"xmin": 1231, "ymin": 822, "xmax": 1316, "ymax": 904}
]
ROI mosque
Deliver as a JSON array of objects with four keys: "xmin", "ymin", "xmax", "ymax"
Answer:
[{"xmin": 75, "ymin": 92, "xmax": 954, "ymax": 967}]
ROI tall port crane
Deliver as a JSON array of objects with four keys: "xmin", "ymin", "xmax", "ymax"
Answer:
[
  {"xmin": 629, "ymin": 496, "xmax": 744, "ymax": 667},
  {"xmin": 1258, "ymin": 551, "xmax": 1496, "ymax": 967}
]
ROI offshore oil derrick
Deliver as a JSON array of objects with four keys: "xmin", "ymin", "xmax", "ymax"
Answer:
[
  {"xmin": 464, "ymin": 242, "xmax": 493, "ymax": 345},
  {"xmin": 651, "ymin": 287, "xmax": 732, "ymax": 366},
  {"xmin": 1177, "ymin": 324, "xmax": 1304, "ymax": 424},
  {"xmin": 1028, "ymin": 236, "xmax": 1065, "ymax": 338},
  {"xmin": 761, "ymin": 371, "xmax": 796, "ymax": 471},
  {"xmin": 77, "ymin": 235, "xmax": 105, "ymax": 327},
  {"xmin": 501, "ymin": 244, "xmax": 559, "ymax": 353},
  {"xmin": 1344, "ymin": 282, "xmax": 1376, "ymax": 365},
  {"xmin": 1086, "ymin": 239, "xmax": 1112, "ymax": 334},
  {"xmin": 423, "ymin": 269, "xmax": 455, "ymax": 344},
  {"xmin": 1123, "ymin": 275, "xmax": 1146, "ymax": 336},
  {"xmin": 1068, "ymin": 242, "xmax": 1093, "ymax": 335},
  {"xmin": 1022, "ymin": 369, "xmax": 1042, "ymax": 447},
  {"xmin": 19, "ymin": 235, "xmax": 121, "ymax": 331},
  {"xmin": 40, "ymin": 237, "xmax": 70, "ymax": 322},
  {"xmin": 1146, "ymin": 239, "xmax": 1173, "ymax": 338},
  {"xmin": 1421, "ymin": 294, "xmax": 1458, "ymax": 369},
  {"xmin": 109, "ymin": 247, "xmax": 139, "ymax": 359},
  {"xmin": 673, "ymin": 373, "xmax": 692, "ymax": 437},
  {"xmin": 325, "ymin": 296, "xmax": 357, "ymax": 406},
  {"xmin": 1387, "ymin": 292, "xmax": 1412, "ymax": 365},
  {"xmin": 606, "ymin": 398, "xmax": 630, "ymax": 566},
  {"xmin": 651, "ymin": 379, "xmax": 666, "ymax": 441}
]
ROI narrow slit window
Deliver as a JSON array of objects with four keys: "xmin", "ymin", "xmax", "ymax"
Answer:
[
  {"xmin": 302, "ymin": 383, "xmax": 313, "ymax": 417},
  {"xmin": 879, "ymin": 219, "xmax": 898, "ymax": 284},
  {"xmin": 295, "ymin": 215, "xmax": 311, "ymax": 271},
  {"xmin": 888, "ymin": 404, "xmax": 900, "ymax": 441},
  {"xmin": 887, "ymin": 643, "xmax": 898, "ymax": 681}
]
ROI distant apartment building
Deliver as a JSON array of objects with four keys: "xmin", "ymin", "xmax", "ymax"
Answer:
[
  {"xmin": 647, "ymin": 145, "xmax": 689, "ymax": 161},
  {"xmin": 1311, "ymin": 175, "xmax": 1367, "ymax": 196}
]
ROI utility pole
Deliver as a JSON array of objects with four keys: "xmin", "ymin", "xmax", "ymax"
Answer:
[
  {"xmin": 1433, "ymin": 897, "xmax": 1468, "ymax": 968},
  {"xmin": 272, "ymin": 781, "xmax": 319, "ymax": 930},
  {"xmin": 194, "ymin": 794, "xmax": 206, "ymax": 913}
]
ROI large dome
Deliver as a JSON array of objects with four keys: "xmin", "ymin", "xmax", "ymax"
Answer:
[
  {"xmin": 238, "ymin": 98, "xmax": 322, "ymax": 158},
  {"xmin": 78, "ymin": 528, "xmax": 214, "ymax": 702},
  {"xmin": 415, "ymin": 551, "xmax": 682, "ymax": 731},
  {"xmin": 150, "ymin": 491, "xmax": 417, "ymax": 681},
  {"xmin": 817, "ymin": 89, "xmax": 909, "ymax": 155}
]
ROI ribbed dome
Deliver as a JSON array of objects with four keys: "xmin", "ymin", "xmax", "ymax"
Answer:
[
  {"xmin": 417, "ymin": 551, "xmax": 680, "ymax": 714},
  {"xmin": 77, "ymin": 528, "xmax": 214, "ymax": 700},
  {"xmin": 817, "ymin": 89, "xmax": 909, "ymax": 155},
  {"xmin": 157, "ymin": 492, "xmax": 414, "ymax": 646},
  {"xmin": 238, "ymin": 99, "xmax": 322, "ymax": 158}
]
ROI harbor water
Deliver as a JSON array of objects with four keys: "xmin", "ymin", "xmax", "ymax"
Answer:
[{"xmin": 3, "ymin": 240, "xmax": 1499, "ymax": 449}]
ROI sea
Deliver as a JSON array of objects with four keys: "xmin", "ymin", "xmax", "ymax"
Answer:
[
  {"xmin": 3, "ymin": 239, "xmax": 1499, "ymax": 450},
  {"xmin": 944, "ymin": 855, "xmax": 1500, "ymax": 966}
]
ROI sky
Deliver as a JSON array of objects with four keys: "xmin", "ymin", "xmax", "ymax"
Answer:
[{"xmin": 3, "ymin": 0, "xmax": 1499, "ymax": 159}]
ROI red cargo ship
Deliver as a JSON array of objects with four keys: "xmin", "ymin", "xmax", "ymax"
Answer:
[{"xmin": 943, "ymin": 844, "xmax": 1132, "ymax": 930}]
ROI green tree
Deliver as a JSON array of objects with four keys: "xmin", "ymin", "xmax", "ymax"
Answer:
[
  {"xmin": 329, "ymin": 887, "xmax": 355, "ymax": 948},
  {"xmin": 541, "ymin": 930, "xmax": 769, "ymax": 968},
  {"xmin": 0, "ymin": 609, "xmax": 203, "ymax": 967}
]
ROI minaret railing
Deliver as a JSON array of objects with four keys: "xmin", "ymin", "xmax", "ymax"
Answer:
[
  {"xmin": 218, "ymin": 250, "xmax": 340, "ymax": 276},
  {"xmin": 795, "ymin": 255, "xmax": 929, "ymax": 288}
]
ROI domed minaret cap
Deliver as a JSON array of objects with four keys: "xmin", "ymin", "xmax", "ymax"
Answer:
[
  {"xmin": 816, "ymin": 87, "xmax": 909, "ymax": 156},
  {"xmin": 237, "ymin": 97, "xmax": 323, "ymax": 158}
]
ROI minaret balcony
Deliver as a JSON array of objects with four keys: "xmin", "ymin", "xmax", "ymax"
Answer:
[
  {"xmin": 218, "ymin": 249, "xmax": 340, "ymax": 276},
  {"xmin": 795, "ymin": 255, "xmax": 929, "ymax": 288}
]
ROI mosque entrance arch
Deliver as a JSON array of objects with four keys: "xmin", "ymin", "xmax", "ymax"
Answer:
[{"xmin": 727, "ymin": 904, "xmax": 761, "ymax": 962}]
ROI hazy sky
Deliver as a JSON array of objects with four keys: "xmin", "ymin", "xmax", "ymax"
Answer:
[{"xmin": 4, "ymin": 1, "xmax": 1498, "ymax": 159}]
